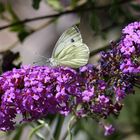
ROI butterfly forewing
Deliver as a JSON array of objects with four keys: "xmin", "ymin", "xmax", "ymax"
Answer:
[{"xmin": 52, "ymin": 26, "xmax": 82, "ymax": 58}]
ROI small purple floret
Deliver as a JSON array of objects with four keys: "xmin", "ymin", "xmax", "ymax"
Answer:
[{"xmin": 104, "ymin": 124, "xmax": 115, "ymax": 136}]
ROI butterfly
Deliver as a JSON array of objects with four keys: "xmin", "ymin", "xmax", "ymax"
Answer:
[{"xmin": 49, "ymin": 26, "xmax": 90, "ymax": 68}]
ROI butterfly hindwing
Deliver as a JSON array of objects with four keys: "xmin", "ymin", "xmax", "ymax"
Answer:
[{"xmin": 57, "ymin": 44, "xmax": 89, "ymax": 68}]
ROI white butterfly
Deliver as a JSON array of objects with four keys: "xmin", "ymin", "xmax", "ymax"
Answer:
[{"xmin": 49, "ymin": 26, "xmax": 90, "ymax": 68}]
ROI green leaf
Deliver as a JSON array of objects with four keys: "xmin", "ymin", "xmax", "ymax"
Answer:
[
  {"xmin": 88, "ymin": 0, "xmax": 95, "ymax": 4},
  {"xmin": 131, "ymin": 3, "xmax": 140, "ymax": 12},
  {"xmin": 6, "ymin": 4, "xmax": 24, "ymax": 32},
  {"xmin": 46, "ymin": 0, "xmax": 62, "ymax": 11},
  {"xmin": 29, "ymin": 123, "xmax": 45, "ymax": 140},
  {"xmin": 18, "ymin": 31, "xmax": 30, "ymax": 42},
  {"xmin": 109, "ymin": 2, "xmax": 120, "ymax": 23},
  {"xmin": 6, "ymin": 3, "xmax": 31, "ymax": 41},
  {"xmin": 32, "ymin": 0, "xmax": 42, "ymax": 10},
  {"xmin": 10, "ymin": 24, "xmax": 24, "ymax": 32},
  {"xmin": 120, "ymin": 7, "xmax": 134, "ymax": 22},
  {"xmin": 54, "ymin": 115, "xmax": 64, "ymax": 140},
  {"xmin": 0, "ymin": 2, "xmax": 5, "ymax": 14},
  {"xmin": 12, "ymin": 125, "xmax": 24, "ymax": 140},
  {"xmin": 6, "ymin": 3, "xmax": 19, "ymax": 21},
  {"xmin": 71, "ymin": 0, "xmax": 79, "ymax": 7}
]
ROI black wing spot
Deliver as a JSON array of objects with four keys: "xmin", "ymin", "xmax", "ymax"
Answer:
[{"xmin": 71, "ymin": 39, "xmax": 74, "ymax": 42}]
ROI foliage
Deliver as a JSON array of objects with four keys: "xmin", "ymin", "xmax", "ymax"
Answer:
[{"xmin": 32, "ymin": 0, "xmax": 42, "ymax": 9}]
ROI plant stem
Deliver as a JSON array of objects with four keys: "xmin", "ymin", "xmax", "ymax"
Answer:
[
  {"xmin": 62, "ymin": 116, "xmax": 77, "ymax": 140},
  {"xmin": 53, "ymin": 115, "xmax": 65, "ymax": 140},
  {"xmin": 0, "ymin": 0, "xmax": 132, "ymax": 31}
]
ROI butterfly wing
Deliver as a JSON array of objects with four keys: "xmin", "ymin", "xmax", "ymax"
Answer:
[
  {"xmin": 51, "ymin": 26, "xmax": 90, "ymax": 68},
  {"xmin": 52, "ymin": 26, "xmax": 82, "ymax": 57}
]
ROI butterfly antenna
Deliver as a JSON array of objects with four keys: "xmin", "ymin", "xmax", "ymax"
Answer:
[
  {"xmin": 33, "ymin": 58, "xmax": 50, "ymax": 65},
  {"xmin": 34, "ymin": 52, "xmax": 49, "ymax": 59},
  {"xmin": 33, "ymin": 59, "xmax": 44, "ymax": 64}
]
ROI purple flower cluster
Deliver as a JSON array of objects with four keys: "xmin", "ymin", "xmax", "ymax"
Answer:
[
  {"xmin": 0, "ymin": 64, "xmax": 121, "ymax": 133},
  {"xmin": 0, "ymin": 21, "xmax": 140, "ymax": 136},
  {"xmin": 100, "ymin": 22, "xmax": 140, "ymax": 101},
  {"xmin": 0, "ymin": 65, "xmax": 77, "ymax": 130},
  {"xmin": 119, "ymin": 22, "xmax": 140, "ymax": 74},
  {"xmin": 100, "ymin": 45, "xmax": 134, "ymax": 101}
]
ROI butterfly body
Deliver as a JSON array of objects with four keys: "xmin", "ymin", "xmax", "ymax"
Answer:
[{"xmin": 50, "ymin": 26, "xmax": 90, "ymax": 68}]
